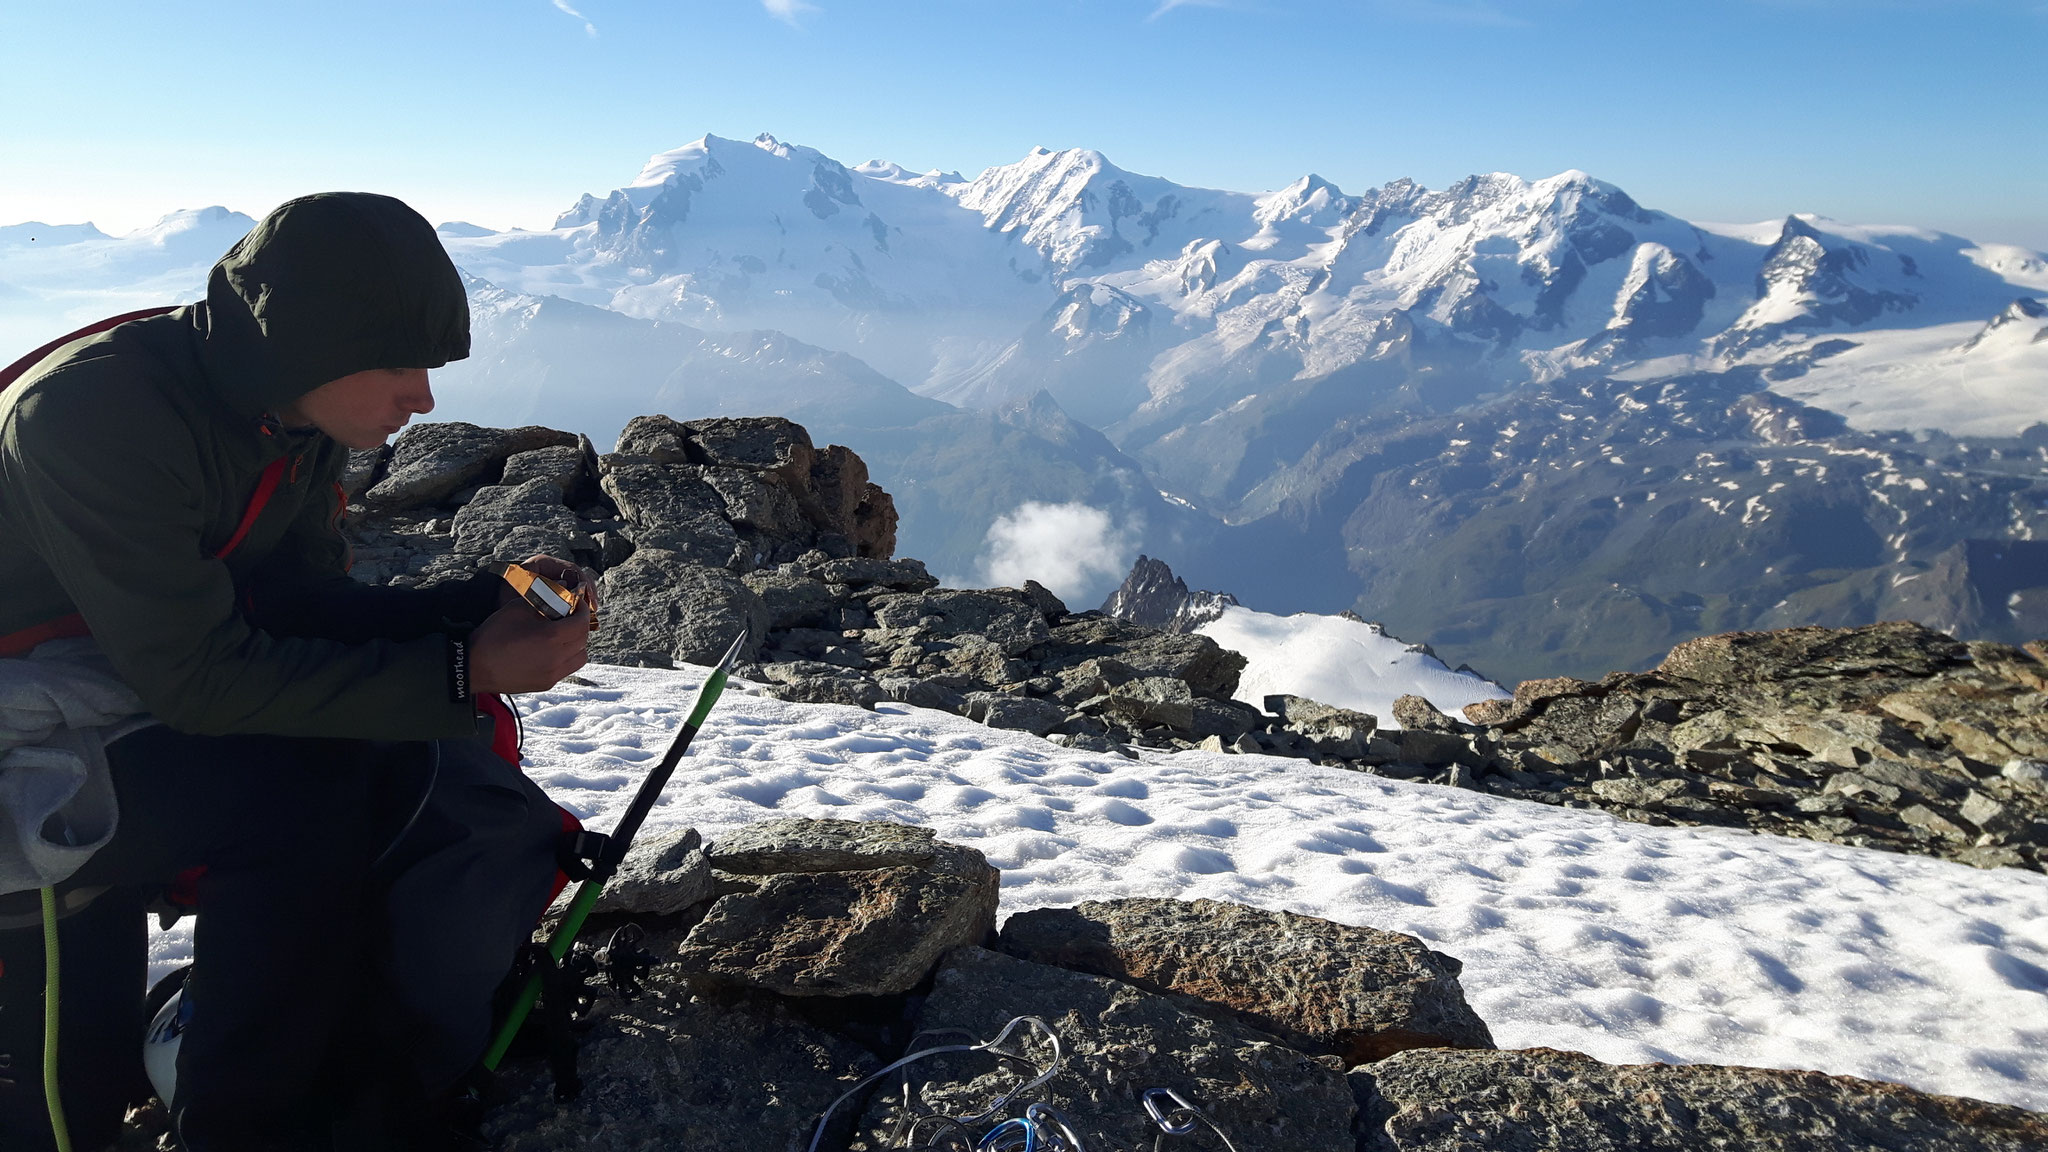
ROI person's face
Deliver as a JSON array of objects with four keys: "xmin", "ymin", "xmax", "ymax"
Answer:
[{"xmin": 281, "ymin": 367, "xmax": 435, "ymax": 449}]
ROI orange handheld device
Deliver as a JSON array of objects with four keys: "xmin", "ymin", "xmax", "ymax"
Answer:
[{"xmin": 497, "ymin": 562, "xmax": 600, "ymax": 630}]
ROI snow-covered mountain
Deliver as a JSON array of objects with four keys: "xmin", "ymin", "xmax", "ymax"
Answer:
[
  {"xmin": 0, "ymin": 206, "xmax": 253, "ymax": 356},
  {"xmin": 12, "ymin": 137, "xmax": 2040, "ymax": 449},
  {"xmin": 430, "ymin": 136, "xmax": 2047, "ymax": 457},
  {"xmin": 6, "ymin": 137, "xmax": 2043, "ymax": 678},
  {"xmin": 436, "ymin": 274, "xmax": 949, "ymax": 436},
  {"xmin": 446, "ymin": 134, "xmax": 1048, "ymax": 391}
]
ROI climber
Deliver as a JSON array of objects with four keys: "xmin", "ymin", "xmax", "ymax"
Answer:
[{"xmin": 0, "ymin": 192, "xmax": 591, "ymax": 1151}]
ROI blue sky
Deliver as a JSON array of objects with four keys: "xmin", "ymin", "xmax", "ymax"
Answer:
[{"xmin": 2, "ymin": 1, "xmax": 2043, "ymax": 248}]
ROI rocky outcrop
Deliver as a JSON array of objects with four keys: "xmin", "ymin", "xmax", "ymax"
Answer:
[
  {"xmin": 1354, "ymin": 1047, "xmax": 2048, "ymax": 1151},
  {"xmin": 357, "ymin": 423, "xmax": 580, "ymax": 508},
  {"xmin": 1448, "ymin": 622, "xmax": 2048, "ymax": 871},
  {"xmin": 347, "ymin": 418, "xmax": 1267, "ymax": 747},
  {"xmin": 341, "ymin": 414, "xmax": 895, "ymax": 600},
  {"xmin": 341, "ymin": 416, "xmax": 2047, "ymax": 874}
]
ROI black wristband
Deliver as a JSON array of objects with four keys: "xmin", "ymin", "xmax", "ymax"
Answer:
[
  {"xmin": 448, "ymin": 635, "xmax": 472, "ymax": 702},
  {"xmin": 430, "ymin": 569, "xmax": 508, "ymax": 629}
]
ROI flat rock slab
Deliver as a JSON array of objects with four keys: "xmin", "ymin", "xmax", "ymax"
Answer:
[
  {"xmin": 811, "ymin": 556, "xmax": 938, "ymax": 591},
  {"xmin": 755, "ymin": 663, "xmax": 886, "ymax": 710},
  {"xmin": 709, "ymin": 817, "xmax": 946, "ymax": 875},
  {"xmin": 1000, "ymin": 898, "xmax": 1493, "ymax": 1066},
  {"xmin": 682, "ymin": 819, "xmax": 998, "ymax": 997},
  {"xmin": 1354, "ymin": 1047, "xmax": 2048, "ymax": 1152},
  {"xmin": 852, "ymin": 946, "xmax": 1356, "ymax": 1151},
  {"xmin": 485, "ymin": 986, "xmax": 876, "ymax": 1152},
  {"xmin": 869, "ymin": 589, "xmax": 1050, "ymax": 656},
  {"xmin": 678, "ymin": 862, "xmax": 997, "ymax": 997}
]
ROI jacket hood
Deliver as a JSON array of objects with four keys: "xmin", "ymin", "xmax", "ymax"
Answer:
[{"xmin": 200, "ymin": 192, "xmax": 470, "ymax": 418}]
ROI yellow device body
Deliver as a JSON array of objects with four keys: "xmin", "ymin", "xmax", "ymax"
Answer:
[{"xmin": 497, "ymin": 562, "xmax": 599, "ymax": 630}]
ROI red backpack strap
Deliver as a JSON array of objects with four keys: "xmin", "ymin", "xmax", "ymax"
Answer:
[
  {"xmin": 0, "ymin": 305, "xmax": 177, "ymax": 393},
  {"xmin": 0, "ymin": 451, "xmax": 288, "ymax": 659},
  {"xmin": 547, "ymin": 807, "xmax": 585, "ymax": 905},
  {"xmin": 475, "ymin": 693, "xmax": 524, "ymax": 765},
  {"xmin": 0, "ymin": 613, "xmax": 90, "ymax": 659},
  {"xmin": 212, "ymin": 456, "xmax": 290, "ymax": 561}
]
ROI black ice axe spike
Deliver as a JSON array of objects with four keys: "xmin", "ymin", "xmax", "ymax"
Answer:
[{"xmin": 481, "ymin": 627, "xmax": 749, "ymax": 1072}]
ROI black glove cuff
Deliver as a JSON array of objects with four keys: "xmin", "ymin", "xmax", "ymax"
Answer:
[{"xmin": 448, "ymin": 635, "xmax": 473, "ymax": 702}]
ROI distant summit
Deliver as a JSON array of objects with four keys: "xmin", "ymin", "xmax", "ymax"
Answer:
[{"xmin": 1102, "ymin": 556, "xmax": 1238, "ymax": 634}]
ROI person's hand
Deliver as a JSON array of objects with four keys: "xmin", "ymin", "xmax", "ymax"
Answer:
[{"xmin": 469, "ymin": 597, "xmax": 592, "ymax": 695}]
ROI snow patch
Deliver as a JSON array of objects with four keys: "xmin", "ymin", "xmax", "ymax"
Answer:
[
  {"xmin": 149, "ymin": 663, "xmax": 2048, "ymax": 1112},
  {"xmin": 1196, "ymin": 606, "xmax": 1508, "ymax": 726}
]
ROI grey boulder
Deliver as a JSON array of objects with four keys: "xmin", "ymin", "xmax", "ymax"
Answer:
[
  {"xmin": 678, "ymin": 819, "xmax": 999, "ymax": 997},
  {"xmin": 999, "ymin": 898, "xmax": 1493, "ymax": 1066},
  {"xmin": 590, "ymin": 550, "xmax": 768, "ymax": 668},
  {"xmin": 365, "ymin": 422, "xmax": 575, "ymax": 509},
  {"xmin": 599, "ymin": 459, "xmax": 745, "ymax": 570},
  {"xmin": 580, "ymin": 827, "xmax": 712, "ymax": 918},
  {"xmin": 450, "ymin": 478, "xmax": 590, "ymax": 561},
  {"xmin": 755, "ymin": 662, "xmax": 886, "ymax": 710},
  {"xmin": 710, "ymin": 818, "xmax": 953, "ymax": 875},
  {"xmin": 967, "ymin": 693, "xmax": 1069, "ymax": 736},
  {"xmin": 870, "ymin": 589, "xmax": 1051, "ymax": 657}
]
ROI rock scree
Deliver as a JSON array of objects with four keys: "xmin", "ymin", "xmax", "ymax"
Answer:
[
  {"xmin": 341, "ymin": 415, "xmax": 2048, "ymax": 874},
  {"xmin": 351, "ymin": 817, "xmax": 2048, "ymax": 1151}
]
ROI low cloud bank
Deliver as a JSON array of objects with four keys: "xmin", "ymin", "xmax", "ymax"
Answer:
[{"xmin": 976, "ymin": 501, "xmax": 1135, "ymax": 606}]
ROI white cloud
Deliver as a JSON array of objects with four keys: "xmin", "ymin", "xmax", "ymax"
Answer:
[
  {"xmin": 551, "ymin": 0, "xmax": 598, "ymax": 37},
  {"xmin": 762, "ymin": 0, "xmax": 820, "ymax": 27},
  {"xmin": 976, "ymin": 501, "xmax": 1137, "ymax": 605}
]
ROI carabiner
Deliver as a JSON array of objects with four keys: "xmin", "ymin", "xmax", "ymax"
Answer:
[
  {"xmin": 976, "ymin": 1117, "xmax": 1037, "ymax": 1152},
  {"xmin": 1024, "ymin": 1102, "xmax": 1089, "ymax": 1151},
  {"xmin": 1142, "ymin": 1087, "xmax": 1201, "ymax": 1135}
]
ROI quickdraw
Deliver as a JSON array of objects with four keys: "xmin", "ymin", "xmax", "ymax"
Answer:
[
  {"xmin": 807, "ymin": 1016, "xmax": 1241, "ymax": 1152},
  {"xmin": 809, "ymin": 1016, "xmax": 1063, "ymax": 1152},
  {"xmin": 971, "ymin": 1103, "xmax": 1090, "ymax": 1151}
]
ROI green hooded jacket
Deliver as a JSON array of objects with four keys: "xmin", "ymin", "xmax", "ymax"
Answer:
[{"xmin": 0, "ymin": 192, "xmax": 499, "ymax": 739}]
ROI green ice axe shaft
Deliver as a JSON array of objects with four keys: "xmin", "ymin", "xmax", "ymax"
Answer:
[{"xmin": 481, "ymin": 628, "xmax": 748, "ymax": 1073}]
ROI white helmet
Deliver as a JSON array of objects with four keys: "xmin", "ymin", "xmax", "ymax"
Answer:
[{"xmin": 142, "ymin": 982, "xmax": 188, "ymax": 1105}]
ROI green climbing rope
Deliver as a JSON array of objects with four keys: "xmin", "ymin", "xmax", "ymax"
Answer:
[{"xmin": 40, "ymin": 886, "xmax": 73, "ymax": 1152}]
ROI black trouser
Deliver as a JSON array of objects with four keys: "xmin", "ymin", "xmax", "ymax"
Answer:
[{"xmin": 0, "ymin": 727, "xmax": 563, "ymax": 1152}]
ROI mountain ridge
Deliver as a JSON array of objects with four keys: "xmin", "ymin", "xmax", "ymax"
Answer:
[{"xmin": 3, "ymin": 136, "xmax": 2042, "ymax": 679}]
